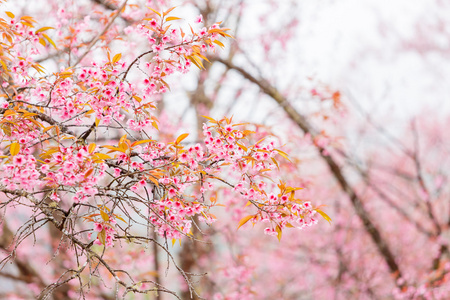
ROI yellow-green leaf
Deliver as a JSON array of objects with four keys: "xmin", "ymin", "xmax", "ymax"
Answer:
[
  {"xmin": 100, "ymin": 210, "xmax": 109, "ymax": 222},
  {"xmin": 160, "ymin": 79, "xmax": 171, "ymax": 91},
  {"xmin": 171, "ymin": 238, "xmax": 181, "ymax": 246},
  {"xmin": 237, "ymin": 215, "xmax": 254, "ymax": 230},
  {"xmin": 10, "ymin": 142, "xmax": 20, "ymax": 156},
  {"xmin": 35, "ymin": 26, "xmax": 54, "ymax": 33},
  {"xmin": 147, "ymin": 7, "xmax": 161, "ymax": 17},
  {"xmin": 101, "ymin": 145, "xmax": 125, "ymax": 153},
  {"xmin": 316, "ymin": 209, "xmax": 332, "ymax": 224},
  {"xmin": 119, "ymin": 134, "xmax": 127, "ymax": 145},
  {"xmin": 42, "ymin": 33, "xmax": 57, "ymax": 49},
  {"xmin": 0, "ymin": 60, "xmax": 8, "ymax": 71},
  {"xmin": 38, "ymin": 37, "xmax": 45, "ymax": 46},
  {"xmin": 84, "ymin": 109, "xmax": 95, "ymax": 116},
  {"xmin": 187, "ymin": 54, "xmax": 204, "ymax": 69},
  {"xmin": 271, "ymin": 157, "xmax": 279, "ymax": 170},
  {"xmin": 201, "ymin": 115, "xmax": 217, "ymax": 123},
  {"xmin": 163, "ymin": 6, "xmax": 177, "ymax": 16},
  {"xmin": 88, "ymin": 143, "xmax": 96, "ymax": 154},
  {"xmin": 255, "ymin": 137, "xmax": 266, "ymax": 145},
  {"xmin": 93, "ymin": 153, "xmax": 111, "ymax": 160},
  {"xmin": 20, "ymin": 16, "xmax": 36, "ymax": 24},
  {"xmin": 112, "ymin": 53, "xmax": 121, "ymax": 64},
  {"xmin": 28, "ymin": 118, "xmax": 43, "ymax": 128},
  {"xmin": 98, "ymin": 229, "xmax": 106, "ymax": 245},
  {"xmin": 43, "ymin": 125, "xmax": 55, "ymax": 133},
  {"xmin": 175, "ymin": 133, "xmax": 189, "ymax": 144},
  {"xmin": 213, "ymin": 39, "xmax": 225, "ymax": 48},
  {"xmin": 131, "ymin": 139, "xmax": 154, "ymax": 147},
  {"xmin": 274, "ymin": 149, "xmax": 291, "ymax": 162},
  {"xmin": 114, "ymin": 214, "xmax": 126, "ymax": 223},
  {"xmin": 236, "ymin": 143, "xmax": 247, "ymax": 152},
  {"xmin": 275, "ymin": 225, "xmax": 282, "ymax": 241}
]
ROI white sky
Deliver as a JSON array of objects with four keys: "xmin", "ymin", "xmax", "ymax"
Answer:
[
  {"xmin": 295, "ymin": 0, "xmax": 450, "ymax": 117},
  {"xmin": 219, "ymin": 0, "xmax": 450, "ymax": 123}
]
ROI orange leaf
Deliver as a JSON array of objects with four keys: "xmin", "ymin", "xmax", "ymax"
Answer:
[
  {"xmin": 35, "ymin": 26, "xmax": 54, "ymax": 33},
  {"xmin": 237, "ymin": 215, "xmax": 254, "ymax": 230},
  {"xmin": 201, "ymin": 115, "xmax": 217, "ymax": 123},
  {"xmin": 5, "ymin": 11, "xmax": 15, "ymax": 19},
  {"xmin": 165, "ymin": 16, "xmax": 181, "ymax": 22},
  {"xmin": 131, "ymin": 139, "xmax": 153, "ymax": 147},
  {"xmin": 92, "ymin": 153, "xmax": 111, "ymax": 160},
  {"xmin": 112, "ymin": 53, "xmax": 121, "ymax": 64},
  {"xmin": 147, "ymin": 7, "xmax": 161, "ymax": 17},
  {"xmin": 213, "ymin": 39, "xmax": 225, "ymax": 48},
  {"xmin": 236, "ymin": 143, "xmax": 247, "ymax": 152},
  {"xmin": 84, "ymin": 168, "xmax": 94, "ymax": 178},
  {"xmin": 119, "ymin": 134, "xmax": 127, "ymax": 145},
  {"xmin": 147, "ymin": 176, "xmax": 159, "ymax": 186},
  {"xmin": 43, "ymin": 125, "xmax": 55, "ymax": 133},
  {"xmin": 163, "ymin": 6, "xmax": 177, "ymax": 16},
  {"xmin": 175, "ymin": 133, "xmax": 189, "ymax": 144}
]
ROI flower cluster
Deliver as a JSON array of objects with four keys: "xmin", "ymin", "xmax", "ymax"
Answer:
[
  {"xmin": 0, "ymin": 4, "xmax": 322, "ymax": 254},
  {"xmin": 148, "ymin": 197, "xmax": 197, "ymax": 239},
  {"xmin": 85, "ymin": 211, "xmax": 118, "ymax": 248},
  {"xmin": 40, "ymin": 144, "xmax": 107, "ymax": 203},
  {"xmin": 201, "ymin": 118, "xmax": 325, "ymax": 238}
]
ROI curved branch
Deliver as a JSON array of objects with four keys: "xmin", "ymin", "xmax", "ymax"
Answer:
[{"xmin": 213, "ymin": 57, "xmax": 404, "ymax": 283}]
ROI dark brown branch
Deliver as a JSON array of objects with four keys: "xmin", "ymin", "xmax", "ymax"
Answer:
[
  {"xmin": 0, "ymin": 108, "xmax": 77, "ymax": 137},
  {"xmin": 213, "ymin": 57, "xmax": 404, "ymax": 282},
  {"xmin": 92, "ymin": 0, "xmax": 121, "ymax": 11}
]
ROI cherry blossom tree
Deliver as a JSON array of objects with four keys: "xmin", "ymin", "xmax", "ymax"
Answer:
[
  {"xmin": 0, "ymin": 0, "xmax": 325, "ymax": 299},
  {"xmin": 2, "ymin": 0, "xmax": 450, "ymax": 299}
]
